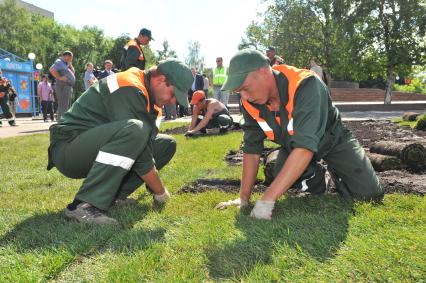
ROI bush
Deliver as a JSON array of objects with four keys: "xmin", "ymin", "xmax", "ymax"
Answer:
[{"xmin": 393, "ymin": 78, "xmax": 426, "ymax": 94}]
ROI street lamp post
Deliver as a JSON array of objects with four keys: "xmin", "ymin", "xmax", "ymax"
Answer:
[{"xmin": 28, "ymin": 52, "xmax": 36, "ymax": 116}]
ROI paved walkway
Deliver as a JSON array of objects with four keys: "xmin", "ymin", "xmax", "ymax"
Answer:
[
  {"xmin": 1, "ymin": 109, "xmax": 421, "ymax": 139},
  {"xmin": 0, "ymin": 117, "xmax": 54, "ymax": 139}
]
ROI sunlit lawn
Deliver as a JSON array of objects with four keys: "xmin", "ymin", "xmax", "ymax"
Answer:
[{"xmin": 0, "ymin": 122, "xmax": 425, "ymax": 282}]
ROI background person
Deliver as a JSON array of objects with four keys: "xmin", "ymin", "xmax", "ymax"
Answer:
[
  {"xmin": 266, "ymin": 46, "xmax": 284, "ymax": 66},
  {"xmin": 310, "ymin": 58, "xmax": 324, "ymax": 81},
  {"xmin": 0, "ymin": 69, "xmax": 17, "ymax": 127},
  {"xmin": 8, "ymin": 81, "xmax": 18, "ymax": 118},
  {"xmin": 203, "ymin": 74, "xmax": 209, "ymax": 97},
  {"xmin": 83, "ymin": 62, "xmax": 98, "ymax": 90},
  {"xmin": 49, "ymin": 51, "xmax": 75, "ymax": 120},
  {"xmin": 98, "ymin": 60, "xmax": 115, "ymax": 79},
  {"xmin": 121, "ymin": 28, "xmax": 153, "ymax": 71},
  {"xmin": 212, "ymin": 57, "xmax": 229, "ymax": 107},
  {"xmin": 185, "ymin": 90, "xmax": 233, "ymax": 136},
  {"xmin": 37, "ymin": 74, "xmax": 55, "ymax": 122}
]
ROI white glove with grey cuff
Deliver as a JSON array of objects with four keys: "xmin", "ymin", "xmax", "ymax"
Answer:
[
  {"xmin": 250, "ymin": 200, "xmax": 275, "ymax": 220},
  {"xmin": 154, "ymin": 188, "xmax": 170, "ymax": 203}
]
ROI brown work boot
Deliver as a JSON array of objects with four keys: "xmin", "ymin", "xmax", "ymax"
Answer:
[
  {"xmin": 64, "ymin": 202, "xmax": 118, "ymax": 225},
  {"xmin": 114, "ymin": 197, "xmax": 138, "ymax": 206}
]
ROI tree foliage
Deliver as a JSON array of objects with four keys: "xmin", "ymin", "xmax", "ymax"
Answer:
[
  {"xmin": 185, "ymin": 41, "xmax": 204, "ymax": 71},
  {"xmin": 241, "ymin": 0, "xmax": 426, "ymax": 102},
  {"xmin": 0, "ymin": 0, "xmax": 157, "ymax": 94},
  {"xmin": 156, "ymin": 40, "xmax": 178, "ymax": 63}
]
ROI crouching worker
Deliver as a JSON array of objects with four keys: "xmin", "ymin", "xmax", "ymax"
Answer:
[
  {"xmin": 215, "ymin": 49, "xmax": 384, "ymax": 220},
  {"xmin": 47, "ymin": 59, "xmax": 193, "ymax": 225},
  {"xmin": 185, "ymin": 90, "xmax": 233, "ymax": 136}
]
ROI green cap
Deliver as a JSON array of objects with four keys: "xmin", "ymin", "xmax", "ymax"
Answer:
[
  {"xmin": 158, "ymin": 59, "xmax": 192, "ymax": 107},
  {"xmin": 222, "ymin": 49, "xmax": 269, "ymax": 91}
]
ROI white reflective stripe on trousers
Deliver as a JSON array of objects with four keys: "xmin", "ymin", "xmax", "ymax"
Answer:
[
  {"xmin": 95, "ymin": 151, "xmax": 135, "ymax": 170},
  {"xmin": 301, "ymin": 172, "xmax": 316, "ymax": 192}
]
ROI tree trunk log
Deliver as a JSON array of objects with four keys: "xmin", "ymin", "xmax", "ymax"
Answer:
[{"xmin": 384, "ymin": 65, "xmax": 394, "ymax": 104}]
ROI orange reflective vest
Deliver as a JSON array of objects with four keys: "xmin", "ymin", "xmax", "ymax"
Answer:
[
  {"xmin": 242, "ymin": 64, "xmax": 316, "ymax": 141},
  {"xmin": 124, "ymin": 39, "xmax": 145, "ymax": 61},
  {"xmin": 106, "ymin": 67, "xmax": 162, "ymax": 129}
]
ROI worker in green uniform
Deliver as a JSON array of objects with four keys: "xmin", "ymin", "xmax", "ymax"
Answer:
[
  {"xmin": 47, "ymin": 59, "xmax": 193, "ymax": 225},
  {"xmin": 121, "ymin": 28, "xmax": 153, "ymax": 71},
  {"xmin": 0, "ymin": 69, "xmax": 17, "ymax": 127},
  {"xmin": 215, "ymin": 49, "xmax": 383, "ymax": 220}
]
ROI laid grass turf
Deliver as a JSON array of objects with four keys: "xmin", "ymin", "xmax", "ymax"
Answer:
[
  {"xmin": 0, "ymin": 121, "xmax": 425, "ymax": 282},
  {"xmin": 392, "ymin": 117, "xmax": 417, "ymax": 128}
]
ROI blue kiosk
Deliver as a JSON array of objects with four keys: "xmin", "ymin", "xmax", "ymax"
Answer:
[{"xmin": 0, "ymin": 48, "xmax": 38, "ymax": 116}]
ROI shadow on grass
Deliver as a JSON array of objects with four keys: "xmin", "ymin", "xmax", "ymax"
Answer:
[
  {"xmin": 0, "ymin": 202, "xmax": 165, "ymax": 255},
  {"xmin": 206, "ymin": 195, "xmax": 353, "ymax": 280}
]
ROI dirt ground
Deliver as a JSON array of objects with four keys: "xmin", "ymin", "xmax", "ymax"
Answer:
[{"xmin": 218, "ymin": 120, "xmax": 426, "ymax": 196}]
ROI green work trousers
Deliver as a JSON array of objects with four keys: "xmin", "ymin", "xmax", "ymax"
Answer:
[
  {"xmin": 197, "ymin": 114, "xmax": 233, "ymax": 132},
  {"xmin": 50, "ymin": 119, "xmax": 176, "ymax": 210},
  {"xmin": 273, "ymin": 128, "xmax": 384, "ymax": 201}
]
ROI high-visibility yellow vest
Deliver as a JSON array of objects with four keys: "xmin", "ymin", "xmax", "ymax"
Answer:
[{"xmin": 212, "ymin": 67, "xmax": 227, "ymax": 86}]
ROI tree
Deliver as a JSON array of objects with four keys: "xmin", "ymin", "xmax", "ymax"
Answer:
[
  {"xmin": 185, "ymin": 41, "xmax": 204, "ymax": 71},
  {"xmin": 347, "ymin": 0, "xmax": 426, "ymax": 103},
  {"xmin": 156, "ymin": 40, "xmax": 177, "ymax": 63},
  {"xmin": 104, "ymin": 34, "xmax": 131, "ymax": 70}
]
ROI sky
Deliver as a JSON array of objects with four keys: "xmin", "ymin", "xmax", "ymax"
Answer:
[{"xmin": 24, "ymin": 0, "xmax": 266, "ymax": 68}]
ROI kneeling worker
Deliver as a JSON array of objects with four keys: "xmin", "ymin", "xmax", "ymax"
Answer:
[
  {"xmin": 216, "ymin": 49, "xmax": 383, "ymax": 219},
  {"xmin": 185, "ymin": 90, "xmax": 233, "ymax": 136},
  {"xmin": 47, "ymin": 59, "xmax": 193, "ymax": 225}
]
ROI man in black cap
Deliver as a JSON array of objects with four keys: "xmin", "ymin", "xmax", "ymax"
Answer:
[
  {"xmin": 266, "ymin": 46, "xmax": 284, "ymax": 66},
  {"xmin": 121, "ymin": 28, "xmax": 154, "ymax": 71}
]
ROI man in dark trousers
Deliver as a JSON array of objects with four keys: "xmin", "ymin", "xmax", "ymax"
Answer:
[
  {"xmin": 47, "ymin": 59, "xmax": 193, "ymax": 225},
  {"xmin": 216, "ymin": 49, "xmax": 383, "ymax": 220},
  {"xmin": 0, "ymin": 69, "xmax": 17, "ymax": 127},
  {"xmin": 121, "ymin": 28, "xmax": 153, "ymax": 71},
  {"xmin": 185, "ymin": 90, "xmax": 233, "ymax": 136}
]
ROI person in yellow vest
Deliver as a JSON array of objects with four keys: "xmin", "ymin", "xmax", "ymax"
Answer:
[
  {"xmin": 212, "ymin": 57, "xmax": 229, "ymax": 107},
  {"xmin": 216, "ymin": 49, "xmax": 383, "ymax": 220},
  {"xmin": 47, "ymin": 59, "xmax": 193, "ymax": 225},
  {"xmin": 121, "ymin": 28, "xmax": 153, "ymax": 71}
]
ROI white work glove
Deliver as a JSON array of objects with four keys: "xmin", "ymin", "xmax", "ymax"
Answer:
[
  {"xmin": 250, "ymin": 200, "xmax": 275, "ymax": 220},
  {"xmin": 215, "ymin": 198, "xmax": 248, "ymax": 210},
  {"xmin": 153, "ymin": 188, "xmax": 170, "ymax": 204}
]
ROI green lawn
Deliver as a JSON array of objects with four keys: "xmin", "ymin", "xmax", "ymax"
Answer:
[{"xmin": 0, "ymin": 122, "xmax": 425, "ymax": 282}]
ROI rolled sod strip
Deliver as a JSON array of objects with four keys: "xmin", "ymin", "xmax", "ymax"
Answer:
[{"xmin": 370, "ymin": 141, "xmax": 426, "ymax": 166}]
